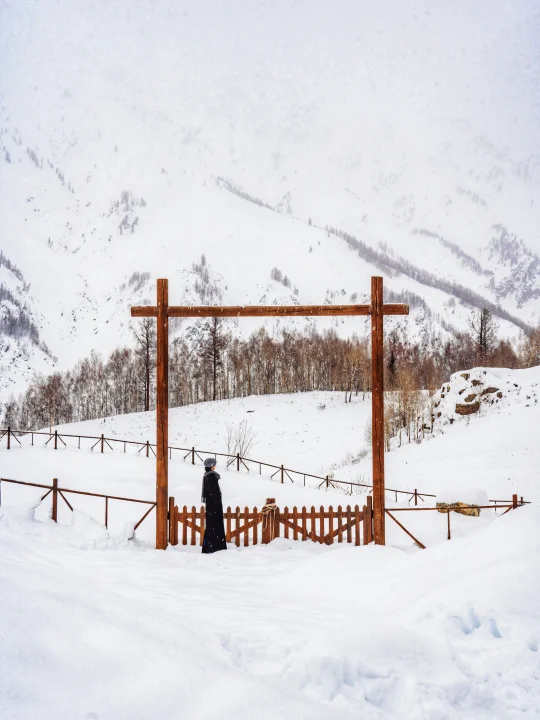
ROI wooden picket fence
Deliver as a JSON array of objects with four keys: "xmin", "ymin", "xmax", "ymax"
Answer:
[{"xmin": 168, "ymin": 496, "xmax": 373, "ymax": 547}]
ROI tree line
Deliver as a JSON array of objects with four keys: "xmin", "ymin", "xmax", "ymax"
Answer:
[{"xmin": 2, "ymin": 309, "xmax": 539, "ymax": 439}]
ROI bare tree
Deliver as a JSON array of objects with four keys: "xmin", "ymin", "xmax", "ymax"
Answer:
[
  {"xmin": 364, "ymin": 418, "xmax": 372, "ymax": 445},
  {"xmin": 520, "ymin": 325, "xmax": 540, "ymax": 368},
  {"xmin": 133, "ymin": 318, "xmax": 156, "ymax": 411},
  {"xmin": 43, "ymin": 373, "xmax": 64, "ymax": 433},
  {"xmin": 202, "ymin": 317, "xmax": 228, "ymax": 401},
  {"xmin": 469, "ymin": 307, "xmax": 498, "ymax": 363},
  {"xmin": 225, "ymin": 419, "xmax": 258, "ymax": 458}
]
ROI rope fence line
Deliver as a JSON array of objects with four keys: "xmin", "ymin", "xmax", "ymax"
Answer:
[{"xmin": 1, "ymin": 426, "xmax": 435, "ymax": 502}]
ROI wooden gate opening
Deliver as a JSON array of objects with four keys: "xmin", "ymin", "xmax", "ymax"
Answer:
[{"xmin": 131, "ymin": 276, "xmax": 408, "ymax": 549}]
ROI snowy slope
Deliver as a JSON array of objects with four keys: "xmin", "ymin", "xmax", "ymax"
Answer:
[
  {"xmin": 331, "ymin": 366, "xmax": 540, "ymax": 502},
  {"xmin": 51, "ymin": 390, "xmax": 373, "ymax": 480},
  {"xmin": 1, "ymin": 369, "xmax": 539, "ymax": 539},
  {"xmin": 44, "ymin": 365, "xmax": 540, "ymax": 504},
  {"xmin": 1, "ymin": 0, "xmax": 539, "ymax": 397}
]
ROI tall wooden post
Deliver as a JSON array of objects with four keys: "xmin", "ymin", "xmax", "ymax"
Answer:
[
  {"xmin": 156, "ymin": 279, "xmax": 169, "ymax": 550},
  {"xmin": 371, "ymin": 276, "xmax": 385, "ymax": 545}
]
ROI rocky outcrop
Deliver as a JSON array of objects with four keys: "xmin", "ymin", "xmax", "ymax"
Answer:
[
  {"xmin": 432, "ymin": 367, "xmax": 539, "ymax": 430},
  {"xmin": 455, "ymin": 401, "xmax": 480, "ymax": 415}
]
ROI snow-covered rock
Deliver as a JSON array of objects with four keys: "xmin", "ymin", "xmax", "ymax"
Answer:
[{"xmin": 432, "ymin": 366, "xmax": 540, "ymax": 428}]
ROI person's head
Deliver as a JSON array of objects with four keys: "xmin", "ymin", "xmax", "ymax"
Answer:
[{"xmin": 204, "ymin": 457, "xmax": 217, "ymax": 471}]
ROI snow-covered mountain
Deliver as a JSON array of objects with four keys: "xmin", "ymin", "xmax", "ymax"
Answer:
[{"xmin": 1, "ymin": 0, "xmax": 539, "ymax": 398}]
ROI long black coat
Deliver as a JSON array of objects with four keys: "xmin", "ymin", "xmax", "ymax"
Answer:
[{"xmin": 201, "ymin": 470, "xmax": 227, "ymax": 553}]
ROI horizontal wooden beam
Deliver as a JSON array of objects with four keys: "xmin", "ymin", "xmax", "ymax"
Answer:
[
  {"xmin": 166, "ymin": 304, "xmax": 374, "ymax": 318},
  {"xmin": 382, "ymin": 304, "xmax": 409, "ymax": 316},
  {"xmin": 131, "ymin": 303, "xmax": 409, "ymax": 319},
  {"xmin": 131, "ymin": 306, "xmax": 158, "ymax": 317}
]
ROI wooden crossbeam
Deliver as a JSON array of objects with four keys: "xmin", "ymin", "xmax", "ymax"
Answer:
[
  {"xmin": 227, "ymin": 515, "xmax": 262, "ymax": 539},
  {"xmin": 178, "ymin": 517, "xmax": 204, "ymax": 534},
  {"xmin": 131, "ymin": 303, "xmax": 408, "ymax": 318},
  {"xmin": 130, "ymin": 276, "xmax": 408, "ymax": 549}
]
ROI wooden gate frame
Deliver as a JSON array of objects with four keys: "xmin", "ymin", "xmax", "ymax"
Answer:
[
  {"xmin": 169, "ymin": 497, "xmax": 373, "ymax": 548},
  {"xmin": 132, "ymin": 276, "xmax": 408, "ymax": 549}
]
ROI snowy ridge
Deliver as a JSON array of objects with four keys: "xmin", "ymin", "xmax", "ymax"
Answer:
[{"xmin": 0, "ymin": 250, "xmax": 54, "ymax": 396}]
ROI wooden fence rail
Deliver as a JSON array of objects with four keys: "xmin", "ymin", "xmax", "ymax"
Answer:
[
  {"xmin": 169, "ymin": 496, "xmax": 373, "ymax": 547},
  {"xmin": 386, "ymin": 494, "xmax": 526, "ymax": 547},
  {"xmin": 0, "ymin": 477, "xmax": 156, "ymax": 531},
  {"xmin": 0, "ymin": 426, "xmax": 434, "ymax": 502}
]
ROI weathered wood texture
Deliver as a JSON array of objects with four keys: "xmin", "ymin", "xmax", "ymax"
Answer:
[
  {"xmin": 133, "ymin": 304, "xmax": 369, "ymax": 318},
  {"xmin": 156, "ymin": 279, "xmax": 169, "ymax": 550},
  {"xmin": 52, "ymin": 477, "xmax": 58, "ymax": 522},
  {"xmin": 132, "ymin": 303, "xmax": 409, "ymax": 318},
  {"xmin": 170, "ymin": 500, "xmax": 368, "ymax": 547},
  {"xmin": 371, "ymin": 276, "xmax": 385, "ymax": 545}
]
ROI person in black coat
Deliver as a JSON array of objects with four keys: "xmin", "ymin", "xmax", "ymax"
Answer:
[{"xmin": 201, "ymin": 458, "xmax": 227, "ymax": 553}]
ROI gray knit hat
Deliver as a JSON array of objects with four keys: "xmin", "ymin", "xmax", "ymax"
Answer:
[{"xmin": 204, "ymin": 457, "xmax": 217, "ymax": 469}]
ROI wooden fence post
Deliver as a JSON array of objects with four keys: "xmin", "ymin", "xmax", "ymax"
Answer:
[
  {"xmin": 191, "ymin": 447, "xmax": 195, "ymax": 465},
  {"xmin": 262, "ymin": 498, "xmax": 277, "ymax": 544},
  {"xmin": 54, "ymin": 430, "xmax": 58, "ymax": 450},
  {"xmin": 169, "ymin": 496, "xmax": 176, "ymax": 545},
  {"xmin": 100, "ymin": 434, "xmax": 104, "ymax": 453},
  {"xmin": 281, "ymin": 465, "xmax": 284, "ymax": 484},
  {"xmin": 146, "ymin": 441, "xmax": 149, "ymax": 458},
  {"xmin": 512, "ymin": 494, "xmax": 518, "ymax": 509},
  {"xmin": 362, "ymin": 504, "xmax": 368, "ymax": 545},
  {"xmin": 366, "ymin": 495, "xmax": 373, "ymax": 544},
  {"xmin": 237, "ymin": 453, "xmax": 240, "ymax": 472},
  {"xmin": 52, "ymin": 478, "xmax": 58, "ymax": 522},
  {"xmin": 414, "ymin": 489, "xmax": 418, "ymax": 506},
  {"xmin": 7, "ymin": 426, "xmax": 10, "ymax": 450}
]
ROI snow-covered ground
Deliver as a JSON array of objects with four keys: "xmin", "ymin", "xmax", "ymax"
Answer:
[
  {"xmin": 1, "ymin": 369, "xmax": 540, "ymax": 718},
  {"xmin": 52, "ymin": 390, "xmax": 374, "ymax": 480},
  {"xmin": 1, "ymin": 497, "xmax": 539, "ymax": 719}
]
